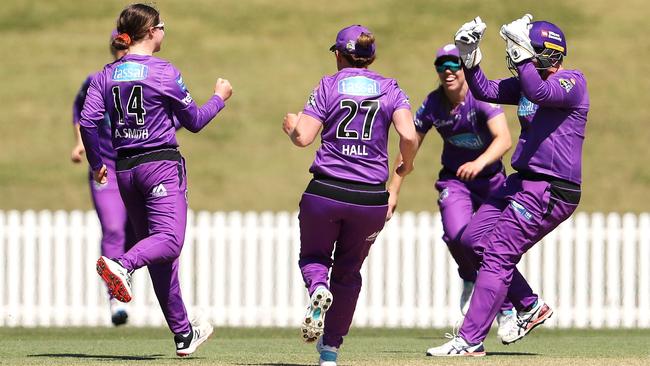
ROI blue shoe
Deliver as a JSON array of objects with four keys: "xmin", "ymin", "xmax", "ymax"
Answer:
[
  {"xmin": 301, "ymin": 286, "xmax": 333, "ymax": 343},
  {"xmin": 317, "ymin": 337, "xmax": 338, "ymax": 366}
]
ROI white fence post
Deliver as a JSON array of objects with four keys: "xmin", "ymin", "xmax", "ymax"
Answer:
[
  {"xmin": 573, "ymin": 213, "xmax": 589, "ymax": 328},
  {"xmin": 638, "ymin": 213, "xmax": 650, "ymax": 328},
  {"xmin": 1, "ymin": 210, "xmax": 649, "ymax": 328},
  {"xmin": 590, "ymin": 213, "xmax": 605, "ymax": 328},
  {"xmin": 621, "ymin": 213, "xmax": 637, "ymax": 328},
  {"xmin": 431, "ymin": 212, "xmax": 447, "ymax": 328},
  {"xmin": 416, "ymin": 212, "xmax": 432, "ymax": 328},
  {"xmin": 606, "ymin": 213, "xmax": 622, "ymax": 327}
]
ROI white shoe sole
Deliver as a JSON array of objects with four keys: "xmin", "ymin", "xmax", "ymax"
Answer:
[{"xmin": 301, "ymin": 288, "xmax": 333, "ymax": 343}]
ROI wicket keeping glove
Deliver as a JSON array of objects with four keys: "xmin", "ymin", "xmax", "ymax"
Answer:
[
  {"xmin": 454, "ymin": 16, "xmax": 487, "ymax": 68},
  {"xmin": 500, "ymin": 14, "xmax": 535, "ymax": 64}
]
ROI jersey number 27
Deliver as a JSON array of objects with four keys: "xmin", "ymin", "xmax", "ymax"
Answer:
[{"xmin": 336, "ymin": 99, "xmax": 380, "ymax": 140}]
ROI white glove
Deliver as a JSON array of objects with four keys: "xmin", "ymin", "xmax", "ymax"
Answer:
[
  {"xmin": 499, "ymin": 14, "xmax": 535, "ymax": 64},
  {"xmin": 454, "ymin": 16, "xmax": 487, "ymax": 68}
]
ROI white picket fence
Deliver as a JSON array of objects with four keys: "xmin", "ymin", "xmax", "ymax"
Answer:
[{"xmin": 0, "ymin": 210, "xmax": 648, "ymax": 328}]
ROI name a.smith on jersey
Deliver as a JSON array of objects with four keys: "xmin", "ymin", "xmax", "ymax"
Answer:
[{"xmin": 114, "ymin": 128, "xmax": 149, "ymax": 139}]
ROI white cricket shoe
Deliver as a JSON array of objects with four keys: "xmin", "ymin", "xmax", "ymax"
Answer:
[
  {"xmin": 496, "ymin": 308, "xmax": 517, "ymax": 341},
  {"xmin": 460, "ymin": 280, "xmax": 474, "ymax": 315},
  {"xmin": 316, "ymin": 337, "xmax": 338, "ymax": 366},
  {"xmin": 109, "ymin": 298, "xmax": 128, "ymax": 326},
  {"xmin": 426, "ymin": 336, "xmax": 485, "ymax": 357},
  {"xmin": 500, "ymin": 299, "xmax": 553, "ymax": 345},
  {"xmin": 96, "ymin": 256, "xmax": 133, "ymax": 303},
  {"xmin": 301, "ymin": 286, "xmax": 333, "ymax": 343},
  {"xmin": 175, "ymin": 314, "xmax": 214, "ymax": 357}
]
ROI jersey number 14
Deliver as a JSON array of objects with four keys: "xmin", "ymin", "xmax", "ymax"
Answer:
[{"xmin": 112, "ymin": 85, "xmax": 146, "ymax": 125}]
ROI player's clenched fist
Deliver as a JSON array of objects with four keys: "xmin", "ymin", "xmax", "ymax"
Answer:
[
  {"xmin": 214, "ymin": 78, "xmax": 232, "ymax": 101},
  {"xmin": 282, "ymin": 112, "xmax": 300, "ymax": 136}
]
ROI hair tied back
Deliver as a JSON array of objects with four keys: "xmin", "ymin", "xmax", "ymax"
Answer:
[{"xmin": 116, "ymin": 33, "xmax": 132, "ymax": 46}]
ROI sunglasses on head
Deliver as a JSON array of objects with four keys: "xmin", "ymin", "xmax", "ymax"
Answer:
[
  {"xmin": 435, "ymin": 60, "xmax": 462, "ymax": 73},
  {"xmin": 153, "ymin": 22, "xmax": 165, "ymax": 31}
]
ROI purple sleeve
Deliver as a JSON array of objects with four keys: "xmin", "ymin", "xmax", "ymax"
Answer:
[
  {"xmin": 301, "ymin": 78, "xmax": 327, "ymax": 123},
  {"xmin": 172, "ymin": 115, "xmax": 182, "ymax": 130},
  {"xmin": 163, "ymin": 64, "xmax": 225, "ymax": 133},
  {"xmin": 477, "ymin": 100, "xmax": 504, "ymax": 122},
  {"xmin": 517, "ymin": 61, "xmax": 585, "ymax": 107},
  {"xmin": 390, "ymin": 81, "xmax": 411, "ymax": 112},
  {"xmin": 79, "ymin": 74, "xmax": 105, "ymax": 171},
  {"xmin": 464, "ymin": 66, "xmax": 521, "ymax": 105},
  {"xmin": 72, "ymin": 76, "xmax": 92, "ymax": 125},
  {"xmin": 413, "ymin": 101, "xmax": 433, "ymax": 134}
]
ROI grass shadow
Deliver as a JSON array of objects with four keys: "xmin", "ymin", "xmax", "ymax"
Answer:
[
  {"xmin": 487, "ymin": 351, "xmax": 539, "ymax": 356},
  {"xmin": 28, "ymin": 353, "xmax": 166, "ymax": 361}
]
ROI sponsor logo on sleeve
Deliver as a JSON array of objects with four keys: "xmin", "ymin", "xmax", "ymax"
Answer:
[
  {"xmin": 112, "ymin": 62, "xmax": 148, "ymax": 82},
  {"xmin": 338, "ymin": 76, "xmax": 380, "ymax": 96},
  {"xmin": 307, "ymin": 90, "xmax": 317, "ymax": 107},
  {"xmin": 517, "ymin": 95, "xmax": 538, "ymax": 117},
  {"xmin": 182, "ymin": 93, "xmax": 193, "ymax": 105},
  {"xmin": 558, "ymin": 78, "xmax": 575, "ymax": 93},
  {"xmin": 510, "ymin": 200, "xmax": 532, "ymax": 221},
  {"xmin": 176, "ymin": 76, "xmax": 187, "ymax": 91},
  {"xmin": 447, "ymin": 133, "xmax": 484, "ymax": 149}
]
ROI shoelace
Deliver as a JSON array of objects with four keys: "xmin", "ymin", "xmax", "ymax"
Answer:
[{"xmin": 444, "ymin": 317, "xmax": 463, "ymax": 340}]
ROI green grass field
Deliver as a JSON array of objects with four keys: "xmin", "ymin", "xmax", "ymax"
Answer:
[
  {"xmin": 0, "ymin": 0, "xmax": 648, "ymax": 212},
  {"xmin": 1, "ymin": 327, "xmax": 648, "ymax": 365}
]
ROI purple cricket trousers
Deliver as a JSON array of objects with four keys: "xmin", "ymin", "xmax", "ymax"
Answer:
[
  {"xmin": 435, "ymin": 170, "xmax": 514, "ymax": 312},
  {"xmin": 458, "ymin": 172, "xmax": 580, "ymax": 343},
  {"xmin": 114, "ymin": 149, "xmax": 191, "ymax": 335},
  {"xmin": 298, "ymin": 178, "xmax": 389, "ymax": 348}
]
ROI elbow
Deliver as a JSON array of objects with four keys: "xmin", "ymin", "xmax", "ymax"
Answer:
[
  {"xmin": 405, "ymin": 134, "xmax": 419, "ymax": 149},
  {"xmin": 292, "ymin": 136, "xmax": 314, "ymax": 147},
  {"xmin": 182, "ymin": 123, "xmax": 203, "ymax": 133},
  {"xmin": 186, "ymin": 126, "xmax": 202, "ymax": 133}
]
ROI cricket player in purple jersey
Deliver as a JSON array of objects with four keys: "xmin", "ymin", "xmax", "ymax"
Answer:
[
  {"xmin": 70, "ymin": 30, "xmax": 135, "ymax": 327},
  {"xmin": 427, "ymin": 14, "xmax": 588, "ymax": 357},
  {"xmin": 282, "ymin": 25, "xmax": 418, "ymax": 366},
  {"xmin": 79, "ymin": 4, "xmax": 232, "ymax": 357},
  {"xmin": 387, "ymin": 43, "xmax": 517, "ymax": 337}
]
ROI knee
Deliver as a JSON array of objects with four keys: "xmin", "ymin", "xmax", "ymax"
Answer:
[
  {"xmin": 159, "ymin": 232, "xmax": 183, "ymax": 259},
  {"xmin": 443, "ymin": 226, "xmax": 464, "ymax": 247},
  {"xmin": 459, "ymin": 229, "xmax": 477, "ymax": 252},
  {"xmin": 102, "ymin": 222, "xmax": 126, "ymax": 243},
  {"xmin": 481, "ymin": 249, "xmax": 518, "ymax": 281},
  {"xmin": 330, "ymin": 267, "xmax": 362, "ymax": 287}
]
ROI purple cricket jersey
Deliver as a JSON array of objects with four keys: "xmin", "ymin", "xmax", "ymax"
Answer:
[
  {"xmin": 302, "ymin": 68, "xmax": 410, "ymax": 184},
  {"xmin": 414, "ymin": 88, "xmax": 504, "ymax": 176},
  {"xmin": 79, "ymin": 54, "xmax": 225, "ymax": 171},
  {"xmin": 73, "ymin": 74, "xmax": 117, "ymax": 169},
  {"xmin": 465, "ymin": 61, "xmax": 589, "ymax": 184}
]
